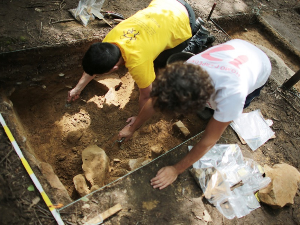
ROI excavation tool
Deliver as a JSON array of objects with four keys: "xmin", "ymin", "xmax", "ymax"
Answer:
[
  {"xmin": 65, "ymin": 101, "xmax": 72, "ymax": 108},
  {"xmin": 102, "ymin": 11, "xmax": 125, "ymax": 20},
  {"xmin": 111, "ymin": 137, "xmax": 125, "ymax": 147},
  {"xmin": 207, "ymin": 2, "xmax": 217, "ymax": 21},
  {"xmin": 90, "ymin": 8, "xmax": 112, "ymax": 27},
  {"xmin": 105, "ymin": 133, "xmax": 126, "ymax": 148}
]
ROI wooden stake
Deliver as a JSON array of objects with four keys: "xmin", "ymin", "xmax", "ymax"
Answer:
[{"xmin": 85, "ymin": 203, "xmax": 122, "ymax": 224}]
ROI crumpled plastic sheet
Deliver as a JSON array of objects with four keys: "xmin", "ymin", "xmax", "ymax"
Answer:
[
  {"xmin": 189, "ymin": 144, "xmax": 271, "ymax": 219},
  {"xmin": 69, "ymin": 0, "xmax": 105, "ymax": 26},
  {"xmin": 230, "ymin": 109, "xmax": 275, "ymax": 151}
]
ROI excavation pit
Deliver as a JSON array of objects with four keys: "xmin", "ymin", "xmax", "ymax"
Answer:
[{"xmin": 1, "ymin": 12, "xmax": 300, "ymax": 224}]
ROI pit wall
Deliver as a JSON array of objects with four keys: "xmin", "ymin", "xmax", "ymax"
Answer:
[
  {"xmin": 0, "ymin": 92, "xmax": 73, "ymax": 206},
  {"xmin": 0, "ymin": 40, "xmax": 100, "ymax": 205}
]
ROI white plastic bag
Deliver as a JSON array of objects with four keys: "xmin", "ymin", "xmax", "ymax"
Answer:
[
  {"xmin": 230, "ymin": 109, "xmax": 275, "ymax": 151},
  {"xmin": 189, "ymin": 144, "xmax": 271, "ymax": 219},
  {"xmin": 69, "ymin": 0, "xmax": 105, "ymax": 26}
]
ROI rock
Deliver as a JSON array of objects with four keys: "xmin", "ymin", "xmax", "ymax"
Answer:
[
  {"xmin": 173, "ymin": 120, "xmax": 190, "ymax": 137},
  {"xmin": 110, "ymin": 168, "xmax": 128, "ymax": 177},
  {"xmin": 140, "ymin": 125, "xmax": 153, "ymax": 134},
  {"xmin": 90, "ymin": 185, "xmax": 100, "ymax": 192},
  {"xmin": 82, "ymin": 145, "xmax": 109, "ymax": 187},
  {"xmin": 258, "ymin": 163, "xmax": 300, "ymax": 208},
  {"xmin": 73, "ymin": 174, "xmax": 90, "ymax": 197},
  {"xmin": 39, "ymin": 162, "xmax": 72, "ymax": 204},
  {"xmin": 66, "ymin": 130, "xmax": 83, "ymax": 144},
  {"xmin": 82, "ymin": 203, "xmax": 90, "ymax": 209},
  {"xmin": 150, "ymin": 145, "xmax": 164, "ymax": 159},
  {"xmin": 128, "ymin": 158, "xmax": 151, "ymax": 171}
]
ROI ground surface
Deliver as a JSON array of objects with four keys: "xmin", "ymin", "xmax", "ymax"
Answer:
[{"xmin": 0, "ymin": 0, "xmax": 300, "ymax": 224}]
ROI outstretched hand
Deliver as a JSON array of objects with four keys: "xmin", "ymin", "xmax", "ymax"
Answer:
[
  {"xmin": 118, "ymin": 116, "xmax": 137, "ymax": 141},
  {"xmin": 126, "ymin": 116, "xmax": 137, "ymax": 126},
  {"xmin": 150, "ymin": 166, "xmax": 179, "ymax": 190},
  {"xmin": 118, "ymin": 125, "xmax": 134, "ymax": 142},
  {"xmin": 67, "ymin": 89, "xmax": 81, "ymax": 102}
]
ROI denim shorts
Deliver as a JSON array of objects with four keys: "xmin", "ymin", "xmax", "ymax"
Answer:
[{"xmin": 244, "ymin": 84, "xmax": 266, "ymax": 108}]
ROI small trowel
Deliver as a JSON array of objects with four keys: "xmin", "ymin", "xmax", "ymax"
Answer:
[
  {"xmin": 111, "ymin": 137, "xmax": 125, "ymax": 147},
  {"xmin": 90, "ymin": 8, "xmax": 112, "ymax": 27}
]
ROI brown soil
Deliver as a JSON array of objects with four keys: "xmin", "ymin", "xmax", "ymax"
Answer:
[{"xmin": 1, "ymin": 0, "xmax": 300, "ymax": 224}]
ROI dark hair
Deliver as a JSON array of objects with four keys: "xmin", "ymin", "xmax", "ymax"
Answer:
[
  {"xmin": 151, "ymin": 62, "xmax": 214, "ymax": 113},
  {"xmin": 82, "ymin": 42, "xmax": 121, "ymax": 75}
]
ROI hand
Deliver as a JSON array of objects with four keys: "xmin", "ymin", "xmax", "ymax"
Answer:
[
  {"xmin": 150, "ymin": 166, "xmax": 179, "ymax": 190},
  {"xmin": 67, "ymin": 88, "xmax": 81, "ymax": 102},
  {"xmin": 118, "ymin": 125, "xmax": 134, "ymax": 142},
  {"xmin": 126, "ymin": 116, "xmax": 137, "ymax": 126}
]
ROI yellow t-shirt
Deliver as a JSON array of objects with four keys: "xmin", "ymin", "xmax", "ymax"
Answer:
[{"xmin": 103, "ymin": 0, "xmax": 192, "ymax": 88}]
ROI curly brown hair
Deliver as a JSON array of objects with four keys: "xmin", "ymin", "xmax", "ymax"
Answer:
[{"xmin": 151, "ymin": 62, "xmax": 214, "ymax": 113}]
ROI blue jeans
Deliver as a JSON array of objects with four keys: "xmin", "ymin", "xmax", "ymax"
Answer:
[{"xmin": 243, "ymin": 84, "xmax": 265, "ymax": 108}]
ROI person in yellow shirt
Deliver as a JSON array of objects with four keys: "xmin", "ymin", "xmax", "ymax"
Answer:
[{"xmin": 68, "ymin": 0, "xmax": 214, "ymax": 125}]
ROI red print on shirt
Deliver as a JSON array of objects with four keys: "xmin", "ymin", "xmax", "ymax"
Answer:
[
  {"xmin": 229, "ymin": 55, "xmax": 248, "ymax": 69},
  {"xmin": 201, "ymin": 44, "xmax": 249, "ymax": 69}
]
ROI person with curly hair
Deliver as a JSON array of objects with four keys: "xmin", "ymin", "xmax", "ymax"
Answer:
[
  {"xmin": 119, "ymin": 39, "xmax": 272, "ymax": 189},
  {"xmin": 67, "ymin": 0, "xmax": 215, "ymax": 126}
]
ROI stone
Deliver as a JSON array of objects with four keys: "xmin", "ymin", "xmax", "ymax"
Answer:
[
  {"xmin": 66, "ymin": 130, "xmax": 83, "ymax": 144},
  {"xmin": 128, "ymin": 158, "xmax": 151, "ymax": 171},
  {"xmin": 110, "ymin": 168, "xmax": 128, "ymax": 177},
  {"xmin": 73, "ymin": 174, "xmax": 90, "ymax": 197},
  {"xmin": 258, "ymin": 163, "xmax": 300, "ymax": 208},
  {"xmin": 39, "ymin": 162, "xmax": 72, "ymax": 204},
  {"xmin": 173, "ymin": 120, "xmax": 190, "ymax": 137},
  {"xmin": 82, "ymin": 145, "xmax": 109, "ymax": 187},
  {"xmin": 90, "ymin": 185, "xmax": 100, "ymax": 192},
  {"xmin": 140, "ymin": 125, "xmax": 153, "ymax": 134},
  {"xmin": 150, "ymin": 144, "xmax": 164, "ymax": 159}
]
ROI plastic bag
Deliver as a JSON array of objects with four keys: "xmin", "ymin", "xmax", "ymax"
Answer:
[
  {"xmin": 189, "ymin": 144, "xmax": 271, "ymax": 219},
  {"xmin": 230, "ymin": 109, "xmax": 275, "ymax": 151},
  {"xmin": 69, "ymin": 0, "xmax": 105, "ymax": 26},
  {"xmin": 190, "ymin": 167, "xmax": 231, "ymax": 204}
]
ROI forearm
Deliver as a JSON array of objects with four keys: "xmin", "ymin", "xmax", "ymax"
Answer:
[
  {"xmin": 173, "ymin": 141, "xmax": 214, "ymax": 174},
  {"xmin": 130, "ymin": 98, "xmax": 156, "ymax": 132},
  {"xmin": 138, "ymin": 84, "xmax": 152, "ymax": 112},
  {"xmin": 74, "ymin": 72, "xmax": 96, "ymax": 92},
  {"xmin": 174, "ymin": 118, "xmax": 231, "ymax": 174},
  {"xmin": 139, "ymin": 96, "xmax": 150, "ymax": 111}
]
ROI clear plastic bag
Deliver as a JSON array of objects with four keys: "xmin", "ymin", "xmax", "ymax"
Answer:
[
  {"xmin": 69, "ymin": 0, "xmax": 105, "ymax": 26},
  {"xmin": 189, "ymin": 144, "xmax": 270, "ymax": 219},
  {"xmin": 230, "ymin": 109, "xmax": 275, "ymax": 151},
  {"xmin": 190, "ymin": 167, "xmax": 231, "ymax": 204}
]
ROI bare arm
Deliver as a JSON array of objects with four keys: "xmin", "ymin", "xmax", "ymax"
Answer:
[
  {"xmin": 68, "ymin": 72, "xmax": 96, "ymax": 102},
  {"xmin": 139, "ymin": 84, "xmax": 152, "ymax": 111},
  {"xmin": 119, "ymin": 97, "xmax": 156, "ymax": 141},
  {"xmin": 151, "ymin": 117, "xmax": 231, "ymax": 189},
  {"xmin": 126, "ymin": 84, "xmax": 153, "ymax": 126}
]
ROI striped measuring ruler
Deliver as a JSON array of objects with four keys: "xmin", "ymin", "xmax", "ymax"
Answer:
[{"xmin": 0, "ymin": 113, "xmax": 64, "ymax": 225}]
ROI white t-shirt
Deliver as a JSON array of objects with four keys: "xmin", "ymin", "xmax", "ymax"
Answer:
[{"xmin": 186, "ymin": 39, "xmax": 272, "ymax": 122}]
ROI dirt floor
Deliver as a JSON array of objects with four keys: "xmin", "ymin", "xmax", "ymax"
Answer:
[{"xmin": 1, "ymin": 0, "xmax": 300, "ymax": 224}]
